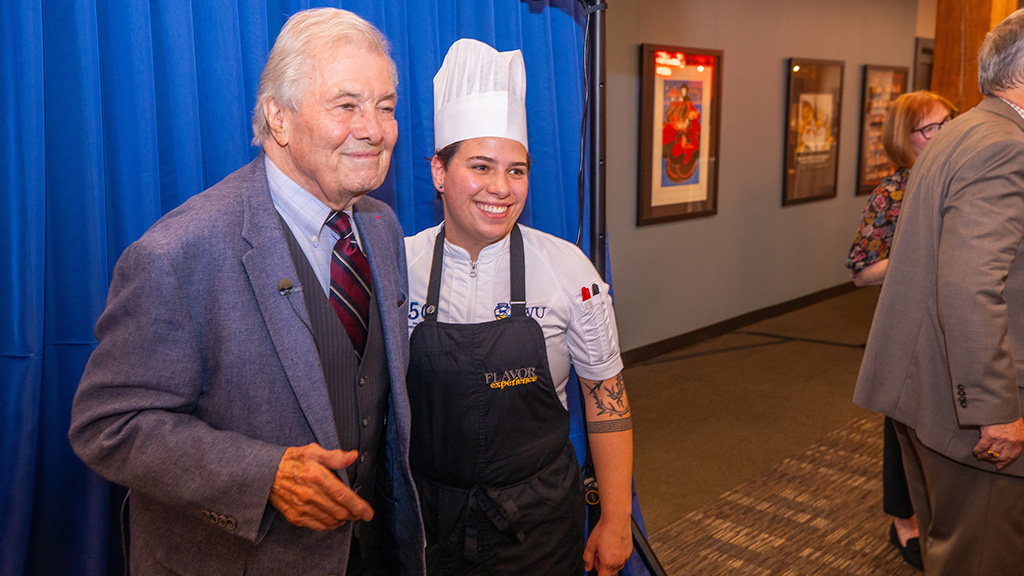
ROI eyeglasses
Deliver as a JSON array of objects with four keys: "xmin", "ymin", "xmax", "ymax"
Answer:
[{"xmin": 912, "ymin": 115, "xmax": 954, "ymax": 140}]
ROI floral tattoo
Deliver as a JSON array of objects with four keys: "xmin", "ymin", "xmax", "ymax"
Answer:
[{"xmin": 584, "ymin": 374, "xmax": 630, "ymax": 417}]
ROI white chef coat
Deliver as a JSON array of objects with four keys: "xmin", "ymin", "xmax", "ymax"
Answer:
[{"xmin": 406, "ymin": 223, "xmax": 623, "ymax": 407}]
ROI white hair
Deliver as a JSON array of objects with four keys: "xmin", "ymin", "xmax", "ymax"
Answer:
[{"xmin": 251, "ymin": 7, "xmax": 397, "ymax": 145}]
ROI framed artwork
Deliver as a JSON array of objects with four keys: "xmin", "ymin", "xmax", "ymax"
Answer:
[
  {"xmin": 857, "ymin": 65, "xmax": 909, "ymax": 195},
  {"xmin": 783, "ymin": 58, "xmax": 844, "ymax": 206},
  {"xmin": 637, "ymin": 44, "xmax": 722, "ymax": 225}
]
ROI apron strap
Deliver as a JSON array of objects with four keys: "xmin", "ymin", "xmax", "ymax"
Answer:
[
  {"xmin": 424, "ymin": 224, "xmax": 527, "ymax": 320},
  {"xmin": 510, "ymin": 225, "xmax": 526, "ymax": 317},
  {"xmin": 423, "ymin": 225, "xmax": 446, "ymax": 321}
]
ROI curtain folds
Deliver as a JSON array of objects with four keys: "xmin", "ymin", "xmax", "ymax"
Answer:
[{"xmin": 2, "ymin": 2, "xmax": 609, "ymax": 574}]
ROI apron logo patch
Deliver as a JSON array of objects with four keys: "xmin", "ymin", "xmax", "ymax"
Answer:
[
  {"xmin": 494, "ymin": 302, "xmax": 548, "ymax": 319},
  {"xmin": 486, "ymin": 367, "xmax": 538, "ymax": 389},
  {"xmin": 494, "ymin": 302, "xmax": 512, "ymax": 319}
]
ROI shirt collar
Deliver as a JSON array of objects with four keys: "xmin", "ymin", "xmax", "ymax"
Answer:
[
  {"xmin": 998, "ymin": 96, "xmax": 1024, "ymax": 121},
  {"xmin": 265, "ymin": 156, "xmax": 346, "ymax": 244},
  {"xmin": 441, "ymin": 223, "xmax": 513, "ymax": 262}
]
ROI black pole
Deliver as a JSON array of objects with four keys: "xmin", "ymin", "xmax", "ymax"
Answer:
[
  {"xmin": 581, "ymin": 6, "xmax": 668, "ymax": 575},
  {"xmin": 587, "ymin": 2, "xmax": 607, "ymax": 278},
  {"xmin": 631, "ymin": 516, "xmax": 669, "ymax": 576}
]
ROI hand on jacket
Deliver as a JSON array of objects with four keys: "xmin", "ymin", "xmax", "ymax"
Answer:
[{"xmin": 270, "ymin": 443, "xmax": 373, "ymax": 530}]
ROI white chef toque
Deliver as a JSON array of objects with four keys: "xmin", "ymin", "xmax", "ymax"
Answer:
[{"xmin": 433, "ymin": 38, "xmax": 528, "ymax": 152}]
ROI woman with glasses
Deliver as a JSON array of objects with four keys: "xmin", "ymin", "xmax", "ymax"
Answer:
[
  {"xmin": 846, "ymin": 90, "xmax": 957, "ymax": 571},
  {"xmin": 848, "ymin": 91, "xmax": 956, "ymax": 286}
]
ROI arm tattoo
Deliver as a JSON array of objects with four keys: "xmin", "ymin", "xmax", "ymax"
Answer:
[
  {"xmin": 587, "ymin": 417, "xmax": 632, "ymax": 433},
  {"xmin": 584, "ymin": 374, "xmax": 630, "ymax": 417}
]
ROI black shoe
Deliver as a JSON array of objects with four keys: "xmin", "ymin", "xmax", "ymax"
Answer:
[{"xmin": 889, "ymin": 522, "xmax": 923, "ymax": 571}]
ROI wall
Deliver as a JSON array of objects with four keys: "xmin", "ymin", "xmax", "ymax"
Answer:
[{"xmin": 605, "ymin": 0, "xmax": 919, "ymax": 352}]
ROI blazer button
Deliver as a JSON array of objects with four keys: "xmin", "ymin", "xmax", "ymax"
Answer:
[
  {"xmin": 960, "ymin": 400, "xmax": 968, "ymax": 407},
  {"xmin": 359, "ymin": 376, "xmax": 366, "ymax": 387},
  {"xmin": 362, "ymin": 417, "xmax": 369, "ymax": 427},
  {"xmin": 225, "ymin": 518, "xmax": 237, "ymax": 531}
]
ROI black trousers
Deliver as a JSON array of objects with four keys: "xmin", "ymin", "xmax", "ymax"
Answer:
[{"xmin": 882, "ymin": 416, "xmax": 914, "ymax": 519}]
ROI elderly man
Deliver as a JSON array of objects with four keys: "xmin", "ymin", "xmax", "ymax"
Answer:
[
  {"xmin": 69, "ymin": 8, "xmax": 424, "ymax": 575},
  {"xmin": 854, "ymin": 9, "xmax": 1024, "ymax": 576}
]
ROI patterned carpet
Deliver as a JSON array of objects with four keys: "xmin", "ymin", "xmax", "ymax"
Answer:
[{"xmin": 648, "ymin": 415, "xmax": 919, "ymax": 575}]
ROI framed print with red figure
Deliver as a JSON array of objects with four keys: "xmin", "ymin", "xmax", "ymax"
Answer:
[{"xmin": 638, "ymin": 44, "xmax": 722, "ymax": 225}]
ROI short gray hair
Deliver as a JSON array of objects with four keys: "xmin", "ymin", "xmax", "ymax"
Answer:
[
  {"xmin": 251, "ymin": 7, "xmax": 397, "ymax": 145},
  {"xmin": 979, "ymin": 9, "xmax": 1024, "ymax": 95}
]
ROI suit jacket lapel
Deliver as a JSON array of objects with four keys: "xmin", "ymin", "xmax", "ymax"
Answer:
[
  {"xmin": 240, "ymin": 155, "xmax": 341, "ymax": 451},
  {"xmin": 352, "ymin": 200, "xmax": 407, "ymax": 371},
  {"xmin": 352, "ymin": 199, "xmax": 413, "ymax": 461},
  {"xmin": 353, "ymin": 204, "xmax": 399, "ymax": 312}
]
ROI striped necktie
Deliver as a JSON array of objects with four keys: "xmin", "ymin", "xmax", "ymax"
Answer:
[{"xmin": 325, "ymin": 211, "xmax": 372, "ymax": 359}]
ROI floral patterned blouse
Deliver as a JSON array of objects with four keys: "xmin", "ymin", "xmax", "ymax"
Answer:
[{"xmin": 846, "ymin": 167, "xmax": 910, "ymax": 272}]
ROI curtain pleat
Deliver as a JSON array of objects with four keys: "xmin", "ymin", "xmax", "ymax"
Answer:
[
  {"xmin": 194, "ymin": 0, "xmax": 254, "ymax": 185},
  {"xmin": 0, "ymin": 3, "xmax": 44, "ymax": 576},
  {"xmin": 2, "ymin": 2, "xmax": 608, "ymax": 574}
]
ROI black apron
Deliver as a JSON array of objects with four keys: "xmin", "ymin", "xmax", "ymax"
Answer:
[{"xmin": 408, "ymin": 225, "xmax": 584, "ymax": 575}]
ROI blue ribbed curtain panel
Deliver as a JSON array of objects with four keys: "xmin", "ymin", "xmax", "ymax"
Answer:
[{"xmin": 1, "ymin": 1, "xmax": 643, "ymax": 575}]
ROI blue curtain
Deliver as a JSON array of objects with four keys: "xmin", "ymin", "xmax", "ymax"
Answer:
[{"xmin": 1, "ymin": 1, "xmax": 646, "ymax": 575}]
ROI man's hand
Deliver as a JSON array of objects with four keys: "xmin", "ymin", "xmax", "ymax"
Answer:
[
  {"xmin": 269, "ymin": 443, "xmax": 373, "ymax": 530},
  {"xmin": 973, "ymin": 418, "xmax": 1024, "ymax": 470},
  {"xmin": 583, "ymin": 515, "xmax": 633, "ymax": 576}
]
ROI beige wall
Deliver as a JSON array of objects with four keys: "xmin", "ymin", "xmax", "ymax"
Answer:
[{"xmin": 606, "ymin": 0, "xmax": 919, "ymax": 352}]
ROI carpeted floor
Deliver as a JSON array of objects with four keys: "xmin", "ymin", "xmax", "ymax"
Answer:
[
  {"xmin": 626, "ymin": 287, "xmax": 921, "ymax": 574},
  {"xmin": 647, "ymin": 415, "xmax": 917, "ymax": 575}
]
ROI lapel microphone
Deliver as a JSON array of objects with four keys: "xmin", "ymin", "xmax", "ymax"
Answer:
[{"xmin": 277, "ymin": 278, "xmax": 317, "ymax": 353}]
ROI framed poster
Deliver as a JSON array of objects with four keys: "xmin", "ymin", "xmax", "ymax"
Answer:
[
  {"xmin": 637, "ymin": 44, "xmax": 722, "ymax": 225},
  {"xmin": 857, "ymin": 65, "xmax": 909, "ymax": 195},
  {"xmin": 783, "ymin": 58, "xmax": 844, "ymax": 206}
]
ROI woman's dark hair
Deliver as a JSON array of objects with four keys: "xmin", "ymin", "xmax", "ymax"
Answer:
[{"xmin": 434, "ymin": 141, "xmax": 462, "ymax": 169}]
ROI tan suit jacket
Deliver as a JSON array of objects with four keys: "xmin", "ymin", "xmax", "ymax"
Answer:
[{"xmin": 855, "ymin": 96, "xmax": 1024, "ymax": 477}]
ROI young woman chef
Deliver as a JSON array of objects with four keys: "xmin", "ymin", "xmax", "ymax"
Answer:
[{"xmin": 405, "ymin": 38, "xmax": 633, "ymax": 576}]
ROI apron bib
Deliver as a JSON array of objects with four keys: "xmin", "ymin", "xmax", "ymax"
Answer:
[{"xmin": 408, "ymin": 225, "xmax": 584, "ymax": 575}]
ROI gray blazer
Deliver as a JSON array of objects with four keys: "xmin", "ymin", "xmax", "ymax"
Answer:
[
  {"xmin": 69, "ymin": 155, "xmax": 425, "ymax": 574},
  {"xmin": 855, "ymin": 96, "xmax": 1024, "ymax": 477}
]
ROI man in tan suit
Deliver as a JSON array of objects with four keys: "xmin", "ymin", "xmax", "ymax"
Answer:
[{"xmin": 855, "ymin": 10, "xmax": 1024, "ymax": 576}]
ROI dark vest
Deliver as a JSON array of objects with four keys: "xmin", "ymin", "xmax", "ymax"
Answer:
[{"xmin": 279, "ymin": 218, "xmax": 389, "ymax": 562}]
